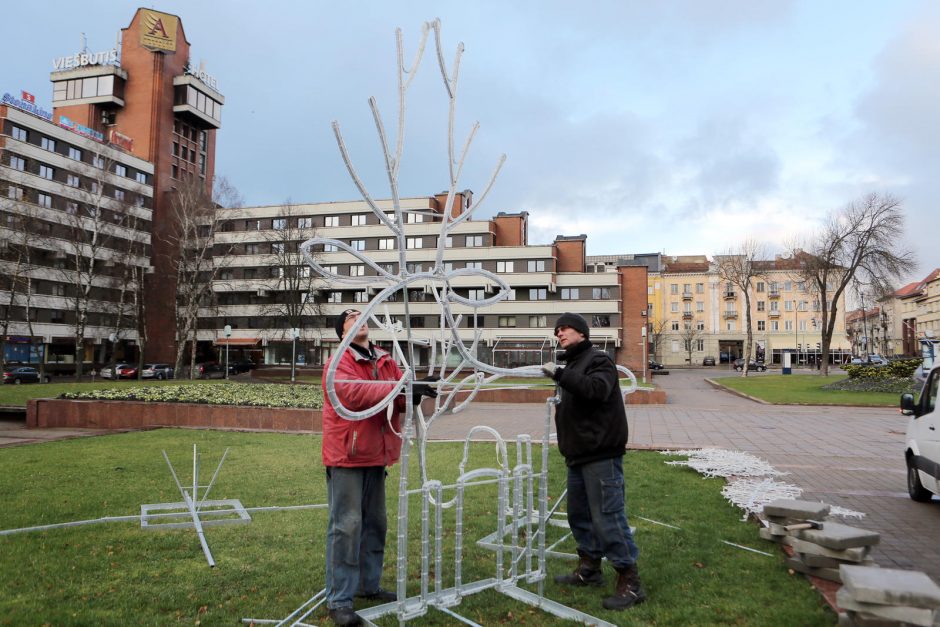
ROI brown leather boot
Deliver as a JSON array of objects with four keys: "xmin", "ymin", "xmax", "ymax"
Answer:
[
  {"xmin": 602, "ymin": 564, "xmax": 646, "ymax": 610},
  {"xmin": 553, "ymin": 550, "xmax": 604, "ymax": 587}
]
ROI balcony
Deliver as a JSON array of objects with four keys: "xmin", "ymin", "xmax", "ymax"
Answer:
[
  {"xmin": 768, "ymin": 290, "xmax": 780, "ymax": 299},
  {"xmin": 768, "ymin": 310, "xmax": 781, "ymax": 318},
  {"xmin": 682, "ymin": 291, "xmax": 693, "ymax": 301},
  {"xmin": 722, "ymin": 311, "xmax": 738, "ymax": 319},
  {"xmin": 723, "ymin": 291, "xmax": 736, "ymax": 300},
  {"xmin": 682, "ymin": 311, "xmax": 694, "ymax": 320}
]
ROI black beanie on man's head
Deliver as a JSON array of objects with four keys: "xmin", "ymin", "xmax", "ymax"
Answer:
[
  {"xmin": 334, "ymin": 309, "xmax": 360, "ymax": 338},
  {"xmin": 554, "ymin": 312, "xmax": 590, "ymax": 339}
]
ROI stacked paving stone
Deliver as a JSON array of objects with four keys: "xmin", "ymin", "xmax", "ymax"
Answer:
[
  {"xmin": 758, "ymin": 499, "xmax": 879, "ymax": 583},
  {"xmin": 837, "ymin": 565, "xmax": 940, "ymax": 626}
]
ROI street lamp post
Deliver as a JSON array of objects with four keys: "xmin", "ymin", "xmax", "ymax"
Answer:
[
  {"xmin": 223, "ymin": 325, "xmax": 231, "ymax": 380},
  {"xmin": 793, "ymin": 300, "xmax": 798, "ymax": 369},
  {"xmin": 290, "ymin": 328, "xmax": 300, "ymax": 383}
]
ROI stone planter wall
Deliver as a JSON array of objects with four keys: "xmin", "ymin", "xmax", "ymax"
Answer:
[
  {"xmin": 468, "ymin": 387, "xmax": 666, "ymax": 404},
  {"xmin": 27, "ymin": 399, "xmax": 322, "ymax": 432}
]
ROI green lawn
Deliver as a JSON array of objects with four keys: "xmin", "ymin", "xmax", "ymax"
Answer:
[
  {"xmin": 713, "ymin": 373, "xmax": 903, "ymax": 406},
  {"xmin": 0, "ymin": 379, "xmax": 221, "ymax": 407},
  {"xmin": 0, "ymin": 429, "xmax": 833, "ymax": 625}
]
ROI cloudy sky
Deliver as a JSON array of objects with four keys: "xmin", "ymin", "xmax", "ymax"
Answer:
[{"xmin": 6, "ymin": 1, "xmax": 938, "ymax": 283}]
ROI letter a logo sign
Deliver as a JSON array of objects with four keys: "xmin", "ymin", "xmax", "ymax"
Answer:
[{"xmin": 139, "ymin": 9, "xmax": 179, "ymax": 52}]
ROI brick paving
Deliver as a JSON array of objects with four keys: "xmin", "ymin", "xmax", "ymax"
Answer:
[{"xmin": 425, "ymin": 368, "xmax": 940, "ymax": 581}]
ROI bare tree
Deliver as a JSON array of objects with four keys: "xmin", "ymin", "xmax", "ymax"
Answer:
[
  {"xmin": 647, "ymin": 318, "xmax": 668, "ymax": 363},
  {"xmin": 790, "ymin": 192, "xmax": 915, "ymax": 375},
  {"xmin": 677, "ymin": 322, "xmax": 704, "ymax": 366},
  {"xmin": 165, "ymin": 175, "xmax": 240, "ymax": 378},
  {"xmin": 0, "ymin": 199, "xmax": 36, "ymax": 372},
  {"xmin": 259, "ymin": 202, "xmax": 322, "ymax": 376},
  {"xmin": 715, "ymin": 239, "xmax": 769, "ymax": 376}
]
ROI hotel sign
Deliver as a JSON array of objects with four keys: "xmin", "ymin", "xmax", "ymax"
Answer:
[
  {"xmin": 184, "ymin": 61, "xmax": 220, "ymax": 91},
  {"xmin": 109, "ymin": 129, "xmax": 134, "ymax": 151},
  {"xmin": 2, "ymin": 91, "xmax": 53, "ymax": 121},
  {"xmin": 58, "ymin": 115, "xmax": 104, "ymax": 142},
  {"xmin": 52, "ymin": 48, "xmax": 119, "ymax": 71},
  {"xmin": 140, "ymin": 10, "xmax": 179, "ymax": 52}
]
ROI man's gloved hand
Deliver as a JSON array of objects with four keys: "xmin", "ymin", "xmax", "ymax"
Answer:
[
  {"xmin": 411, "ymin": 376, "xmax": 440, "ymax": 405},
  {"xmin": 541, "ymin": 362, "xmax": 559, "ymax": 379}
]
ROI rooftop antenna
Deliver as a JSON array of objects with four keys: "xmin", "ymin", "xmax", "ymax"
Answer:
[{"xmin": 80, "ymin": 32, "xmax": 88, "ymax": 54}]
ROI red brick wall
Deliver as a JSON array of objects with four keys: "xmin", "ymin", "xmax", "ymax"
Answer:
[
  {"xmin": 554, "ymin": 238, "xmax": 586, "ymax": 273},
  {"xmin": 491, "ymin": 214, "xmax": 527, "ymax": 246},
  {"xmin": 618, "ymin": 266, "xmax": 649, "ymax": 373}
]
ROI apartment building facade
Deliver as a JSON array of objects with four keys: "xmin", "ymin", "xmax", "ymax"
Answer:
[
  {"xmin": 883, "ymin": 269, "xmax": 940, "ymax": 356},
  {"xmin": 603, "ymin": 253, "xmax": 851, "ymax": 367},
  {"xmin": 1, "ymin": 97, "xmax": 154, "ymax": 369},
  {"xmin": 202, "ymin": 194, "xmax": 648, "ymax": 373}
]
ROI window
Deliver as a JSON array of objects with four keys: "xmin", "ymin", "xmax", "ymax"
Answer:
[
  {"xmin": 696, "ymin": 339, "xmax": 705, "ymax": 351},
  {"xmin": 243, "ymin": 268, "xmax": 256, "ymax": 279},
  {"xmin": 505, "ymin": 289, "xmax": 516, "ymax": 301},
  {"xmin": 784, "ymin": 320, "xmax": 793, "ymax": 331},
  {"xmin": 298, "ymin": 266, "xmax": 310, "ymax": 278},
  {"xmin": 444, "ymin": 236, "xmax": 453, "ymax": 248},
  {"xmin": 671, "ymin": 321, "xmax": 679, "ymax": 331},
  {"xmin": 271, "ymin": 242, "xmax": 285, "ymax": 253},
  {"xmin": 443, "ymin": 262, "xmax": 454, "ymax": 272},
  {"xmin": 785, "ymin": 300, "xmax": 793, "ymax": 312},
  {"xmin": 561, "ymin": 288, "xmax": 579, "ymax": 300},
  {"xmin": 497, "ymin": 261, "xmax": 514, "ymax": 273},
  {"xmin": 696, "ymin": 301, "xmax": 704, "ymax": 312},
  {"xmin": 771, "ymin": 320, "xmax": 779, "ymax": 331},
  {"xmin": 354, "ymin": 291, "xmax": 369, "ymax": 303},
  {"xmin": 726, "ymin": 321, "xmax": 736, "ymax": 331},
  {"xmin": 173, "ymin": 141, "xmax": 179, "ymax": 157},
  {"xmin": 696, "ymin": 321, "xmax": 705, "ymax": 331},
  {"xmin": 498, "ymin": 316, "xmax": 516, "ymax": 328},
  {"xmin": 351, "ymin": 214, "xmax": 367, "ymax": 226},
  {"xmin": 406, "ymin": 212, "xmax": 424, "ymax": 224},
  {"xmin": 41, "ymin": 137, "xmax": 56, "ymax": 151},
  {"xmin": 115, "ymin": 164, "xmax": 127, "ymax": 177},
  {"xmin": 378, "ymin": 238, "xmax": 395, "ymax": 250},
  {"xmin": 52, "ymin": 284, "xmax": 66, "ymax": 297},
  {"xmin": 135, "ymin": 196, "xmax": 146, "ymax": 207},
  {"xmin": 671, "ymin": 302, "xmax": 679, "ymax": 313},
  {"xmin": 592, "ymin": 315, "xmax": 611, "ymax": 327},
  {"xmin": 37, "ymin": 193, "xmax": 52, "ymax": 208},
  {"xmin": 756, "ymin": 281, "xmax": 765, "ymax": 293},
  {"xmin": 270, "ymin": 267, "xmax": 284, "ymax": 279},
  {"xmin": 272, "ymin": 218, "xmax": 287, "ymax": 230},
  {"xmin": 784, "ymin": 281, "xmax": 792, "ymax": 291},
  {"xmin": 351, "ymin": 239, "xmax": 366, "ymax": 251},
  {"xmin": 90, "ymin": 182, "xmax": 99, "ymax": 194},
  {"xmin": 171, "ymin": 164, "xmax": 178, "ymax": 179},
  {"xmin": 528, "ymin": 260, "xmax": 546, "ymax": 272},
  {"xmin": 529, "ymin": 315, "xmax": 547, "ymax": 328},
  {"xmin": 696, "ymin": 283, "xmax": 704, "ymax": 294},
  {"xmin": 757, "ymin": 301, "xmax": 765, "ymax": 312},
  {"xmin": 67, "ymin": 174, "xmax": 80, "ymax": 187},
  {"xmin": 323, "ymin": 265, "xmax": 338, "ymax": 275},
  {"xmin": 324, "ymin": 215, "xmax": 339, "ymax": 227},
  {"xmin": 465, "ymin": 235, "xmax": 484, "ymax": 247},
  {"xmin": 69, "ymin": 147, "xmax": 82, "ymax": 160},
  {"xmin": 770, "ymin": 301, "xmax": 779, "ymax": 312},
  {"xmin": 592, "ymin": 287, "xmax": 610, "ymax": 300},
  {"xmin": 467, "ymin": 289, "xmax": 485, "ymax": 300},
  {"xmin": 9, "ymin": 155, "xmax": 25, "ymax": 171},
  {"xmin": 65, "ymin": 201, "xmax": 78, "ymax": 214},
  {"xmin": 136, "ymin": 172, "xmax": 147, "ymax": 184},
  {"xmin": 92, "ymin": 155, "xmax": 104, "ymax": 169},
  {"xmin": 12, "ymin": 126, "xmax": 28, "ymax": 141},
  {"xmin": 406, "ymin": 237, "xmax": 423, "ymax": 249},
  {"xmin": 757, "ymin": 320, "xmax": 766, "ymax": 331},
  {"xmin": 465, "ymin": 261, "xmax": 482, "ymax": 270},
  {"xmin": 245, "ymin": 243, "xmax": 260, "ymax": 255},
  {"xmin": 114, "ymin": 189, "xmax": 125, "ymax": 201},
  {"xmin": 670, "ymin": 284, "xmax": 679, "ymax": 295},
  {"xmin": 349, "ymin": 265, "xmax": 365, "ymax": 277},
  {"xmin": 327, "ymin": 292, "xmax": 342, "ymax": 303},
  {"xmin": 529, "ymin": 288, "xmax": 547, "ymax": 301},
  {"xmin": 406, "ymin": 262, "xmax": 424, "ymax": 273},
  {"xmin": 297, "ymin": 217, "xmax": 312, "ymax": 228},
  {"xmin": 685, "ymin": 302, "xmax": 693, "ymax": 313},
  {"xmin": 323, "ymin": 243, "xmax": 338, "ymax": 252},
  {"xmin": 7, "ymin": 186, "xmax": 23, "ymax": 200}
]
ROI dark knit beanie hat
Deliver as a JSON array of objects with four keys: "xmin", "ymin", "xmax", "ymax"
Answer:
[
  {"xmin": 334, "ymin": 309, "xmax": 360, "ymax": 338},
  {"xmin": 554, "ymin": 312, "xmax": 590, "ymax": 339}
]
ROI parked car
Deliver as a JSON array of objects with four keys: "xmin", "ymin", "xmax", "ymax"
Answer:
[
  {"xmin": 733, "ymin": 358, "xmax": 767, "ymax": 372},
  {"xmin": 648, "ymin": 360, "xmax": 665, "ymax": 370},
  {"xmin": 899, "ymin": 365, "xmax": 940, "ymax": 502},
  {"xmin": 141, "ymin": 363, "xmax": 174, "ymax": 380},
  {"xmin": 719, "ymin": 351, "xmax": 731, "ymax": 363},
  {"xmin": 228, "ymin": 359, "xmax": 256, "ymax": 374},
  {"xmin": 100, "ymin": 363, "xmax": 137, "ymax": 379},
  {"xmin": 702, "ymin": 356, "xmax": 716, "ymax": 366},
  {"xmin": 2, "ymin": 367, "xmax": 41, "ymax": 384},
  {"xmin": 194, "ymin": 362, "xmax": 226, "ymax": 379},
  {"xmin": 849, "ymin": 355, "xmax": 887, "ymax": 366}
]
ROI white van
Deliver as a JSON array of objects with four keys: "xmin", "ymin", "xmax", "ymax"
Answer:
[{"xmin": 900, "ymin": 365, "xmax": 940, "ymax": 501}]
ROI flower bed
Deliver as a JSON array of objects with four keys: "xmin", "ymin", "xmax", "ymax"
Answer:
[{"xmin": 59, "ymin": 383, "xmax": 323, "ymax": 409}]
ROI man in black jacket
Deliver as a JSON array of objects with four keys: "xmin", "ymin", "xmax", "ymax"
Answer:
[{"xmin": 542, "ymin": 312, "xmax": 645, "ymax": 610}]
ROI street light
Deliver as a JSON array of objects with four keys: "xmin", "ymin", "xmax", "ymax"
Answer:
[
  {"xmin": 290, "ymin": 327, "xmax": 300, "ymax": 383},
  {"xmin": 793, "ymin": 300, "xmax": 798, "ymax": 368},
  {"xmin": 223, "ymin": 325, "xmax": 231, "ymax": 380}
]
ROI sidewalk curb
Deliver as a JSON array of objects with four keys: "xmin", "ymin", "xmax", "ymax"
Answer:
[{"xmin": 704, "ymin": 378, "xmax": 771, "ymax": 404}]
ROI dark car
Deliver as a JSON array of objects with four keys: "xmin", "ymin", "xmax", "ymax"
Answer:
[
  {"xmin": 702, "ymin": 356, "xmax": 716, "ymax": 366},
  {"xmin": 648, "ymin": 360, "xmax": 665, "ymax": 370},
  {"xmin": 228, "ymin": 359, "xmax": 256, "ymax": 374},
  {"xmin": 719, "ymin": 351, "xmax": 731, "ymax": 363},
  {"xmin": 195, "ymin": 362, "xmax": 226, "ymax": 379},
  {"xmin": 733, "ymin": 358, "xmax": 767, "ymax": 372},
  {"xmin": 141, "ymin": 363, "xmax": 174, "ymax": 380},
  {"xmin": 2, "ymin": 366, "xmax": 41, "ymax": 384}
]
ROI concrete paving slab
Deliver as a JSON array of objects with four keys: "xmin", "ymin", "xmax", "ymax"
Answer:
[
  {"xmin": 837, "ymin": 588, "xmax": 937, "ymax": 626},
  {"xmin": 785, "ymin": 556, "xmax": 842, "ymax": 582},
  {"xmin": 764, "ymin": 499, "xmax": 831, "ymax": 520},
  {"xmin": 840, "ymin": 565, "xmax": 940, "ymax": 608},
  {"xmin": 785, "ymin": 537, "xmax": 871, "ymax": 562},
  {"xmin": 794, "ymin": 522, "xmax": 881, "ymax": 550}
]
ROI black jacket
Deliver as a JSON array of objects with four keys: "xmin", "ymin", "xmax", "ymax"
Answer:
[{"xmin": 552, "ymin": 339, "xmax": 628, "ymax": 467}]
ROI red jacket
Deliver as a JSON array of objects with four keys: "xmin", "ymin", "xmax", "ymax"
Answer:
[{"xmin": 321, "ymin": 344, "xmax": 406, "ymax": 468}]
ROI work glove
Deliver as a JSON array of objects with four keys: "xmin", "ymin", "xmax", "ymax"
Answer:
[
  {"xmin": 411, "ymin": 376, "xmax": 440, "ymax": 405},
  {"xmin": 541, "ymin": 362, "xmax": 560, "ymax": 379}
]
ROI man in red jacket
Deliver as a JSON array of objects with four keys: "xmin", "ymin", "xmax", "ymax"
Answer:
[{"xmin": 322, "ymin": 309, "xmax": 435, "ymax": 626}]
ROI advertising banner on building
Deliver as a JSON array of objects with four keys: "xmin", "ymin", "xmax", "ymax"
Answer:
[{"xmin": 140, "ymin": 10, "xmax": 179, "ymax": 52}]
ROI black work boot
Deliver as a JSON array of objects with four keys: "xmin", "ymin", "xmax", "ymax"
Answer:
[
  {"xmin": 553, "ymin": 550, "xmax": 604, "ymax": 587},
  {"xmin": 602, "ymin": 564, "xmax": 646, "ymax": 610},
  {"xmin": 328, "ymin": 607, "xmax": 363, "ymax": 626}
]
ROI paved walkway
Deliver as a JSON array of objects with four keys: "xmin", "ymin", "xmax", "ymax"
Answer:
[{"xmin": 425, "ymin": 368, "xmax": 940, "ymax": 581}]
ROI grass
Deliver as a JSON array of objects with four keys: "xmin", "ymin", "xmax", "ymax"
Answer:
[
  {"xmin": 0, "ymin": 429, "xmax": 833, "ymax": 625},
  {"xmin": 713, "ymin": 373, "xmax": 903, "ymax": 406},
  {"xmin": 0, "ymin": 379, "xmax": 226, "ymax": 407}
]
